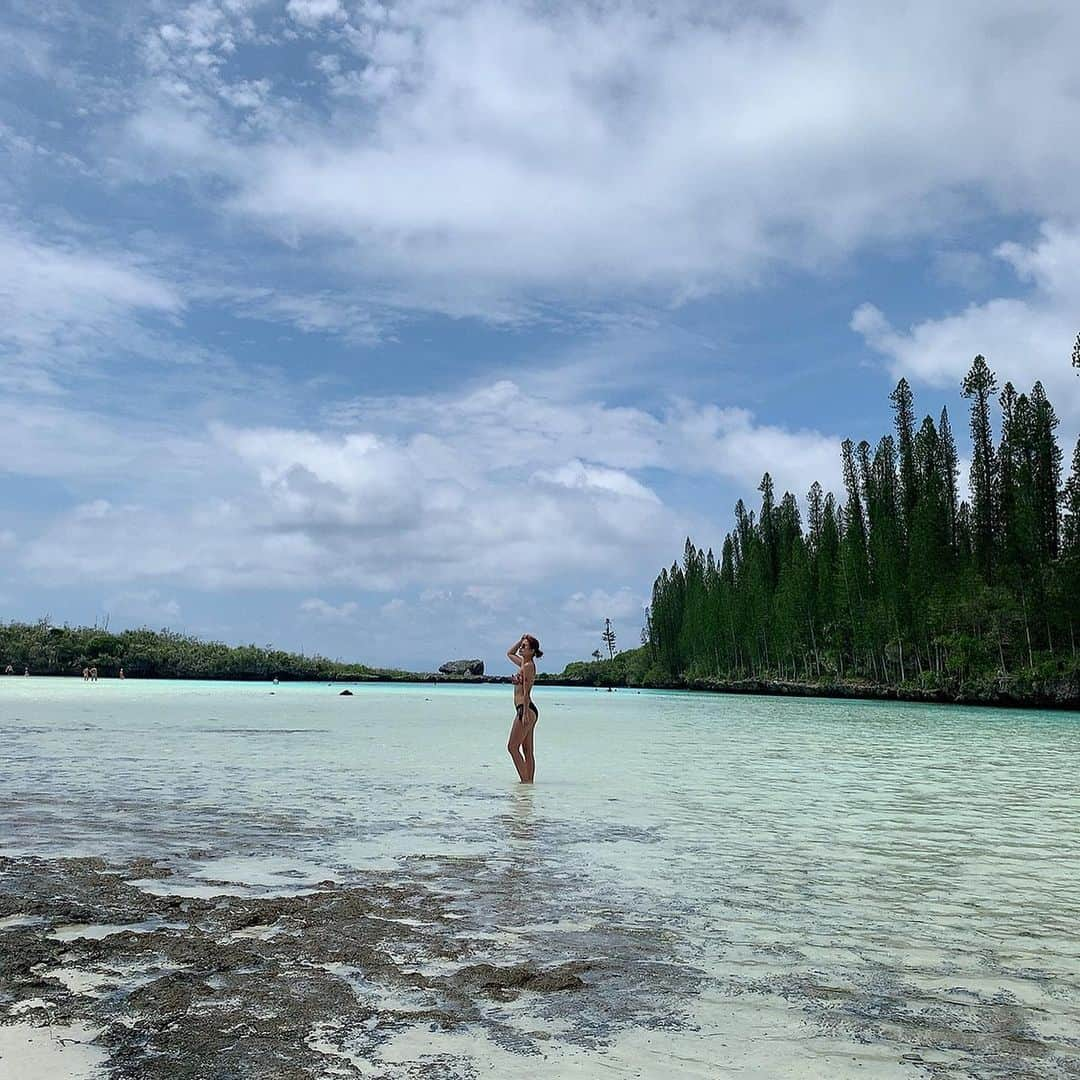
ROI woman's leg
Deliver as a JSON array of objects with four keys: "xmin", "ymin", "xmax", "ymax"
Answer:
[
  {"xmin": 507, "ymin": 709, "xmax": 529, "ymax": 782},
  {"xmin": 521, "ymin": 704, "xmax": 538, "ymax": 782},
  {"xmin": 521, "ymin": 726, "xmax": 535, "ymax": 783}
]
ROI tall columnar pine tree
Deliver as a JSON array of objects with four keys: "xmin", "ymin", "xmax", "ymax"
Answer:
[
  {"xmin": 961, "ymin": 355, "xmax": 998, "ymax": 579},
  {"xmin": 890, "ymin": 377, "xmax": 918, "ymax": 535},
  {"xmin": 1030, "ymin": 382, "xmax": 1062, "ymax": 560},
  {"xmin": 938, "ymin": 407, "xmax": 960, "ymax": 546}
]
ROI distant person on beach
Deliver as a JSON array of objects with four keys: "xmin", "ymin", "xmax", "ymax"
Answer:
[
  {"xmin": 118, "ymin": 667, "xmax": 125, "ymax": 680},
  {"xmin": 506, "ymin": 633, "xmax": 542, "ymax": 783},
  {"xmin": 23, "ymin": 666, "xmax": 29, "ymax": 677},
  {"xmin": 90, "ymin": 666, "xmax": 98, "ymax": 682},
  {"xmin": 82, "ymin": 667, "xmax": 90, "ymax": 681},
  {"xmin": 4, "ymin": 664, "xmax": 12, "ymax": 675}
]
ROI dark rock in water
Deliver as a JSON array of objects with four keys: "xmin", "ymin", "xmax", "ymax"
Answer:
[
  {"xmin": 339, "ymin": 689, "xmax": 353, "ymax": 696},
  {"xmin": 453, "ymin": 961, "xmax": 588, "ymax": 996},
  {"xmin": 438, "ymin": 659, "xmax": 484, "ymax": 677}
]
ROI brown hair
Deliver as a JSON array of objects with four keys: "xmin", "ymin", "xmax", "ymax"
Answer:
[{"xmin": 524, "ymin": 634, "xmax": 543, "ymax": 659}]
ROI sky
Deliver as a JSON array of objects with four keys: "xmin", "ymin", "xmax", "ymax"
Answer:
[{"xmin": 1, "ymin": 0, "xmax": 1078, "ymax": 673}]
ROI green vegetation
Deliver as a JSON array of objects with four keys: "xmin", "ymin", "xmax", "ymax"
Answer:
[
  {"xmin": 0, "ymin": 622, "xmax": 386, "ymax": 681},
  {"xmin": 592, "ymin": 356, "xmax": 1080, "ymax": 704},
  {"xmin": 556, "ymin": 646, "xmax": 652, "ymax": 687}
]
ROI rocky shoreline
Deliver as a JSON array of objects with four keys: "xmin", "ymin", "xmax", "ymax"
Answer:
[
  {"xmin": 396, "ymin": 670, "xmax": 1080, "ymax": 709},
  {"xmin": 539, "ymin": 673, "xmax": 1080, "ymax": 710}
]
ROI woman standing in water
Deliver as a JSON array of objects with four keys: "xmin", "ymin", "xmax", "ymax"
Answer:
[{"xmin": 506, "ymin": 634, "xmax": 542, "ymax": 783}]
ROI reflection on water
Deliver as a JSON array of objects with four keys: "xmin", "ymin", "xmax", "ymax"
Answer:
[
  {"xmin": 507, "ymin": 784, "xmax": 536, "ymax": 842},
  {"xmin": 2, "ymin": 677, "xmax": 1079, "ymax": 1077}
]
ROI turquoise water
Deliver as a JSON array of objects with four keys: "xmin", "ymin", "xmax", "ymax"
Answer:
[{"xmin": 2, "ymin": 678, "xmax": 1079, "ymax": 1077}]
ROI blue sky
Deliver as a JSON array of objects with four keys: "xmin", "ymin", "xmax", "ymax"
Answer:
[{"xmin": 1, "ymin": 0, "xmax": 1078, "ymax": 672}]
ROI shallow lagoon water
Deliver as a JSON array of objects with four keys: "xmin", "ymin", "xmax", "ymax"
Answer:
[{"xmin": 2, "ymin": 677, "xmax": 1079, "ymax": 1077}]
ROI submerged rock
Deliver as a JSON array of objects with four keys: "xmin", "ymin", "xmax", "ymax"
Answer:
[
  {"xmin": 338, "ymin": 689, "xmax": 353, "ymax": 696},
  {"xmin": 453, "ymin": 961, "xmax": 588, "ymax": 995}
]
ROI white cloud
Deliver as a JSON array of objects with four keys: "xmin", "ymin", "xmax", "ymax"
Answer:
[
  {"xmin": 0, "ymin": 224, "xmax": 183, "ymax": 389},
  {"xmin": 0, "ymin": 223, "xmax": 389, "ymax": 402},
  {"xmin": 300, "ymin": 597, "xmax": 358, "ymax": 621},
  {"xmin": 534, "ymin": 460, "xmax": 661, "ymax": 503},
  {"xmin": 15, "ymin": 376, "xmax": 841, "ymax": 593},
  {"xmin": 853, "ymin": 221, "xmax": 1080, "ymax": 421},
  {"xmin": 671, "ymin": 404, "xmax": 842, "ymax": 501},
  {"xmin": 121, "ymin": 1, "xmax": 1080, "ymax": 315},
  {"xmin": 327, "ymin": 379, "xmax": 841, "ymax": 497},
  {"xmin": 0, "ymin": 397, "xmax": 227, "ymax": 481},
  {"xmin": 220, "ymin": 286, "xmax": 386, "ymax": 344},
  {"xmin": 563, "ymin": 587, "xmax": 643, "ymax": 629},
  {"xmin": 286, "ymin": 0, "xmax": 343, "ymax": 28},
  {"xmin": 217, "ymin": 78, "xmax": 270, "ymax": 110},
  {"xmin": 0, "ymin": 25, "xmax": 55, "ymax": 79},
  {"xmin": 74, "ymin": 499, "xmax": 114, "ymax": 520},
  {"xmin": 463, "ymin": 585, "xmax": 509, "ymax": 610},
  {"xmin": 106, "ymin": 588, "xmax": 182, "ymax": 624}
]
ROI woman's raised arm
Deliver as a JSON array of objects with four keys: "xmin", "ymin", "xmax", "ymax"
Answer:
[{"xmin": 506, "ymin": 637, "xmax": 524, "ymax": 667}]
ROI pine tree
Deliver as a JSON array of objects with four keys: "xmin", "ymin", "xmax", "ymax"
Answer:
[
  {"xmin": 997, "ymin": 382, "xmax": 1021, "ymax": 570},
  {"xmin": 807, "ymin": 482, "xmax": 824, "ymax": 546},
  {"xmin": 961, "ymin": 355, "xmax": 998, "ymax": 578},
  {"xmin": 890, "ymin": 378, "xmax": 918, "ymax": 534},
  {"xmin": 938, "ymin": 406, "xmax": 960, "ymax": 547},
  {"xmin": 840, "ymin": 440, "xmax": 867, "ymax": 552},
  {"xmin": 758, "ymin": 473, "xmax": 778, "ymax": 588},
  {"xmin": 839, "ymin": 440, "xmax": 871, "ymax": 673},
  {"xmin": 1030, "ymin": 381, "xmax": 1062, "ymax": 559},
  {"xmin": 602, "ymin": 618, "xmax": 617, "ymax": 661}
]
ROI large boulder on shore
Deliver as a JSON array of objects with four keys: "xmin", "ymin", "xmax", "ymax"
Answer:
[{"xmin": 438, "ymin": 659, "xmax": 484, "ymax": 676}]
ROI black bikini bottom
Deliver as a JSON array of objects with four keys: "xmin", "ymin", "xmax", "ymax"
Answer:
[{"xmin": 515, "ymin": 702, "xmax": 539, "ymax": 722}]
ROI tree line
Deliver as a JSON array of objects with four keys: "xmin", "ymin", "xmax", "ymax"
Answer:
[
  {"xmin": 0, "ymin": 621, "xmax": 380, "ymax": 681},
  {"xmin": 643, "ymin": 355, "xmax": 1080, "ymax": 693}
]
